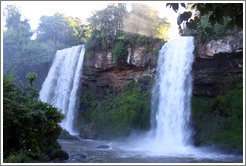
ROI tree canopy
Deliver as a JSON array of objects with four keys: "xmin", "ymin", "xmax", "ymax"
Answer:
[
  {"xmin": 3, "ymin": 5, "xmax": 33, "ymax": 68},
  {"xmin": 37, "ymin": 13, "xmax": 86, "ymax": 46}
]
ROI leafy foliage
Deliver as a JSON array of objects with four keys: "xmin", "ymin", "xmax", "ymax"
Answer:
[
  {"xmin": 3, "ymin": 74, "xmax": 64, "ymax": 162},
  {"xmin": 4, "ymin": 151, "xmax": 36, "ymax": 163},
  {"xmin": 167, "ymin": 3, "xmax": 243, "ymax": 43},
  {"xmin": 182, "ymin": 11, "xmax": 238, "ymax": 42},
  {"xmin": 191, "ymin": 83, "xmax": 243, "ymax": 152},
  {"xmin": 113, "ymin": 42, "xmax": 128, "ymax": 63}
]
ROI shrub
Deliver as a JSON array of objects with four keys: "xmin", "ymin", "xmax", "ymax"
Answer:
[
  {"xmin": 3, "ymin": 74, "xmax": 64, "ymax": 162},
  {"xmin": 4, "ymin": 151, "xmax": 35, "ymax": 163}
]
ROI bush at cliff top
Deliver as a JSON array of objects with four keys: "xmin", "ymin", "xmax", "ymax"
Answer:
[{"xmin": 3, "ymin": 74, "xmax": 64, "ymax": 162}]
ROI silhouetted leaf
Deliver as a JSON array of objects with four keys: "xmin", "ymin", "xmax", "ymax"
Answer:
[
  {"xmin": 180, "ymin": 3, "xmax": 186, "ymax": 8},
  {"xmin": 186, "ymin": 19, "xmax": 197, "ymax": 29},
  {"xmin": 181, "ymin": 11, "xmax": 192, "ymax": 21},
  {"xmin": 166, "ymin": 3, "xmax": 179, "ymax": 12}
]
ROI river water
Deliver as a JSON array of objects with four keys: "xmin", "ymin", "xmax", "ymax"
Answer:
[{"xmin": 57, "ymin": 138, "xmax": 243, "ymax": 163}]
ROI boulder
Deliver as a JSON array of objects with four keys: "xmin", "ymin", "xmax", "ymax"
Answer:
[
  {"xmin": 59, "ymin": 129, "xmax": 77, "ymax": 139},
  {"xmin": 50, "ymin": 150, "xmax": 69, "ymax": 160},
  {"xmin": 80, "ymin": 122, "xmax": 97, "ymax": 139}
]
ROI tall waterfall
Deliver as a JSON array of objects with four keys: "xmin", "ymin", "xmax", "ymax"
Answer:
[
  {"xmin": 39, "ymin": 45, "xmax": 85, "ymax": 136},
  {"xmin": 150, "ymin": 37, "xmax": 194, "ymax": 153}
]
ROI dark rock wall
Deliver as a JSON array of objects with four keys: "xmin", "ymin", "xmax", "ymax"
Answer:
[
  {"xmin": 192, "ymin": 32, "xmax": 243, "ymax": 96},
  {"xmin": 192, "ymin": 52, "xmax": 243, "ymax": 97}
]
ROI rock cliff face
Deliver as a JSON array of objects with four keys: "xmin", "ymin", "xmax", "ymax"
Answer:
[
  {"xmin": 79, "ymin": 33, "xmax": 243, "ymax": 98},
  {"xmin": 80, "ymin": 41, "xmax": 162, "ymax": 98},
  {"xmin": 192, "ymin": 52, "xmax": 243, "ymax": 96},
  {"xmin": 197, "ymin": 32, "xmax": 243, "ymax": 59},
  {"xmin": 193, "ymin": 32, "xmax": 243, "ymax": 97}
]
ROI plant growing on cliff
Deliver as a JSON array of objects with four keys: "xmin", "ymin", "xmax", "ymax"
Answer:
[
  {"xmin": 113, "ymin": 42, "xmax": 128, "ymax": 63},
  {"xmin": 79, "ymin": 76, "xmax": 152, "ymax": 138},
  {"xmin": 191, "ymin": 83, "xmax": 243, "ymax": 152}
]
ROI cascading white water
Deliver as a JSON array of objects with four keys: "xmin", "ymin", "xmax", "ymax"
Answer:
[
  {"xmin": 39, "ymin": 45, "xmax": 85, "ymax": 136},
  {"xmin": 149, "ymin": 36, "xmax": 195, "ymax": 153}
]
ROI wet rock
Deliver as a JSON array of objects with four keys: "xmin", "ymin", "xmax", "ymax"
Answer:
[
  {"xmin": 193, "ymin": 52, "xmax": 243, "ymax": 96},
  {"xmin": 50, "ymin": 150, "xmax": 69, "ymax": 160},
  {"xmin": 80, "ymin": 122, "xmax": 97, "ymax": 139},
  {"xmin": 96, "ymin": 145, "xmax": 110, "ymax": 149},
  {"xmin": 59, "ymin": 129, "xmax": 78, "ymax": 139}
]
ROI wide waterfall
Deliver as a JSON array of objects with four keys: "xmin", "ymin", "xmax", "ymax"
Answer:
[
  {"xmin": 149, "ymin": 36, "xmax": 195, "ymax": 153},
  {"xmin": 39, "ymin": 45, "xmax": 85, "ymax": 136}
]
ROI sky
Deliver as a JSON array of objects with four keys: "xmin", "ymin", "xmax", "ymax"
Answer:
[
  {"xmin": 2, "ymin": 1, "xmax": 111, "ymax": 30},
  {"xmin": 1, "ymin": 1, "xmax": 182, "ymax": 39}
]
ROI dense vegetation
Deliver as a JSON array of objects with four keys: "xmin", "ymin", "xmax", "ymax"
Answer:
[
  {"xmin": 191, "ymin": 83, "xmax": 243, "ymax": 153},
  {"xmin": 3, "ymin": 73, "xmax": 64, "ymax": 162},
  {"xmin": 79, "ymin": 76, "xmax": 153, "ymax": 138},
  {"xmin": 85, "ymin": 3, "xmax": 169, "ymax": 62}
]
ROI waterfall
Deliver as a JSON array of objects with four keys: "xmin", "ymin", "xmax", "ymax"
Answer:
[
  {"xmin": 39, "ymin": 45, "xmax": 85, "ymax": 136},
  {"xmin": 149, "ymin": 36, "xmax": 194, "ymax": 153}
]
